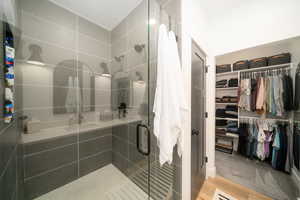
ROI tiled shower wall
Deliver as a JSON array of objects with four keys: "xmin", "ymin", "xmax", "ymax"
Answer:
[
  {"xmin": 15, "ymin": 0, "xmax": 113, "ymax": 199},
  {"xmin": 16, "ymin": 0, "xmax": 112, "ymax": 126},
  {"xmin": 15, "ymin": 0, "xmax": 153, "ymax": 199},
  {"xmin": 0, "ymin": 0, "xmax": 183, "ymax": 199},
  {"xmin": 110, "ymin": 0, "xmax": 150, "ymax": 177}
]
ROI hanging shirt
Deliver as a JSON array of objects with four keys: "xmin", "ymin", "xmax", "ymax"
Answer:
[
  {"xmin": 238, "ymin": 79, "xmax": 251, "ymax": 111},
  {"xmin": 272, "ymin": 126, "xmax": 280, "ymax": 168},
  {"xmin": 264, "ymin": 130, "xmax": 273, "ymax": 159},
  {"xmin": 270, "ymin": 76, "xmax": 277, "ymax": 116},
  {"xmin": 257, "ymin": 122, "xmax": 268, "ymax": 160},
  {"xmin": 273, "ymin": 76, "xmax": 284, "ymax": 116},
  {"xmin": 294, "ymin": 71, "xmax": 300, "ymax": 110},
  {"xmin": 285, "ymin": 126, "xmax": 293, "ymax": 173},
  {"xmin": 256, "ymin": 77, "xmax": 265, "ymax": 114}
]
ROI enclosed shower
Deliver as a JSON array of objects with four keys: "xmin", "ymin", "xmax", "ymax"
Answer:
[{"xmin": 0, "ymin": 0, "xmax": 182, "ymax": 200}]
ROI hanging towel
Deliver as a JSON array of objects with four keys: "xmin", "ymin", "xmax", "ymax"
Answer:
[
  {"xmin": 65, "ymin": 76, "xmax": 76, "ymax": 113},
  {"xmin": 153, "ymin": 24, "xmax": 187, "ymax": 165},
  {"xmin": 168, "ymin": 30, "xmax": 188, "ymax": 157}
]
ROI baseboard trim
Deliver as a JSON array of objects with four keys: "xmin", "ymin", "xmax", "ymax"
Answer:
[
  {"xmin": 206, "ymin": 165, "xmax": 216, "ymax": 179},
  {"xmin": 292, "ymin": 167, "xmax": 300, "ymax": 192}
]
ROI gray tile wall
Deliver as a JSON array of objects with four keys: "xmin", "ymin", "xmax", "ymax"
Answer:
[
  {"xmin": 4, "ymin": 0, "xmax": 183, "ymax": 200},
  {"xmin": 16, "ymin": 0, "xmax": 112, "ymax": 128},
  {"xmin": 22, "ymin": 127, "xmax": 112, "ymax": 199},
  {"xmin": 0, "ymin": 2, "xmax": 24, "ymax": 199},
  {"xmin": 0, "ymin": 122, "xmax": 20, "ymax": 200},
  {"xmin": 15, "ymin": 0, "xmax": 114, "ymax": 199},
  {"xmin": 110, "ymin": 0, "xmax": 149, "ymax": 114},
  {"xmin": 112, "ymin": 122, "xmax": 147, "ymax": 176}
]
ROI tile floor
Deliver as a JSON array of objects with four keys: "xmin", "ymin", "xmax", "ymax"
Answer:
[
  {"xmin": 216, "ymin": 151, "xmax": 300, "ymax": 200},
  {"xmin": 35, "ymin": 164, "xmax": 149, "ymax": 200}
]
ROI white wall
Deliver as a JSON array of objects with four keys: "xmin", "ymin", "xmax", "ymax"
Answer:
[
  {"xmin": 180, "ymin": 0, "xmax": 217, "ymax": 199},
  {"xmin": 208, "ymin": 0, "xmax": 300, "ymax": 55}
]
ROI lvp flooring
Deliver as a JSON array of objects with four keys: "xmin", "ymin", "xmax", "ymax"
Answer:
[{"xmin": 197, "ymin": 176, "xmax": 272, "ymax": 200}]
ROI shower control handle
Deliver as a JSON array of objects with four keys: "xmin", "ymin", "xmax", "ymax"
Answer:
[{"xmin": 136, "ymin": 124, "xmax": 150, "ymax": 156}]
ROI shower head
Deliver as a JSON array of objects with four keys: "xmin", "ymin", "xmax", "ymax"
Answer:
[
  {"xmin": 134, "ymin": 44, "xmax": 145, "ymax": 53},
  {"xmin": 114, "ymin": 55, "xmax": 125, "ymax": 62}
]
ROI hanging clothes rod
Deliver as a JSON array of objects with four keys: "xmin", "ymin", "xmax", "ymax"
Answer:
[
  {"xmin": 239, "ymin": 63, "xmax": 293, "ymax": 73},
  {"xmin": 239, "ymin": 115, "xmax": 291, "ymax": 122}
]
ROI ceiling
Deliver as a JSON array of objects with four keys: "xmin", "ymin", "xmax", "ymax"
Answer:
[{"xmin": 50, "ymin": 0, "xmax": 143, "ymax": 30}]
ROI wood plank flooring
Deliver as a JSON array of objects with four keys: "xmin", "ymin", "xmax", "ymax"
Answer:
[{"xmin": 197, "ymin": 176, "xmax": 272, "ymax": 200}]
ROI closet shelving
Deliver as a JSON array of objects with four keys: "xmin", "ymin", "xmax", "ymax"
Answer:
[
  {"xmin": 239, "ymin": 115, "xmax": 291, "ymax": 122},
  {"xmin": 217, "ymin": 63, "xmax": 292, "ymax": 75},
  {"xmin": 216, "ymin": 87, "xmax": 238, "ymax": 90},
  {"xmin": 215, "ymin": 62, "xmax": 294, "ymax": 154},
  {"xmin": 216, "ymin": 117, "xmax": 238, "ymax": 121},
  {"xmin": 216, "ymin": 103, "xmax": 237, "ymax": 105}
]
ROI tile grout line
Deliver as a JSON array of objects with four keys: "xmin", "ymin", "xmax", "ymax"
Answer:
[
  {"xmin": 0, "ymin": 120, "xmax": 16, "ymax": 137},
  {"xmin": 24, "ymin": 142, "xmax": 77, "ymax": 157},
  {"xmin": 24, "ymin": 150, "xmax": 112, "ymax": 182},
  {"xmin": 0, "ymin": 145, "xmax": 18, "ymax": 180},
  {"xmin": 76, "ymin": 14, "xmax": 80, "ymax": 179},
  {"xmin": 78, "ymin": 149, "xmax": 112, "ymax": 162},
  {"xmin": 24, "ymin": 161, "xmax": 78, "ymax": 182},
  {"xmin": 21, "ymin": 10, "xmax": 111, "ymax": 46}
]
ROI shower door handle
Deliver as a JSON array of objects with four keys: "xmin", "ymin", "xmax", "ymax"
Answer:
[{"xmin": 136, "ymin": 124, "xmax": 151, "ymax": 156}]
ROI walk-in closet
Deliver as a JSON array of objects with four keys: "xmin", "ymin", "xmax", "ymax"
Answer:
[{"xmin": 215, "ymin": 36, "xmax": 300, "ymax": 200}]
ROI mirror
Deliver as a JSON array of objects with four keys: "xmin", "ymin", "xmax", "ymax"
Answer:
[{"xmin": 53, "ymin": 60, "xmax": 96, "ymax": 114}]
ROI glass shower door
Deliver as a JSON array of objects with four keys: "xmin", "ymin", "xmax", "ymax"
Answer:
[{"xmin": 14, "ymin": 0, "xmax": 152, "ymax": 199}]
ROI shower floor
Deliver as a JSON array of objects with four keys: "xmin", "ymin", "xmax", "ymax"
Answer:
[{"xmin": 35, "ymin": 164, "xmax": 149, "ymax": 200}]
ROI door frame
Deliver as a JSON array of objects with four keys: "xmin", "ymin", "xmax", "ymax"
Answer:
[
  {"xmin": 190, "ymin": 40, "xmax": 207, "ymax": 199},
  {"xmin": 192, "ymin": 40, "xmax": 207, "ymax": 175}
]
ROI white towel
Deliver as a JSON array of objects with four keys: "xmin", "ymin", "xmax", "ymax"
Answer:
[
  {"xmin": 65, "ymin": 76, "xmax": 76, "ymax": 113},
  {"xmin": 153, "ymin": 24, "xmax": 188, "ymax": 165},
  {"xmin": 168, "ymin": 30, "xmax": 188, "ymax": 157}
]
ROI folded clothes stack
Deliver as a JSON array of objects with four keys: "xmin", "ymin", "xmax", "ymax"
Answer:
[
  {"xmin": 216, "ymin": 97, "xmax": 222, "ymax": 103},
  {"xmin": 226, "ymin": 105, "xmax": 238, "ymax": 112},
  {"xmin": 216, "ymin": 109, "xmax": 238, "ymax": 119},
  {"xmin": 216, "ymin": 128, "xmax": 226, "ymax": 135},
  {"xmin": 228, "ymin": 78, "xmax": 238, "ymax": 87},
  {"xmin": 227, "ymin": 120, "xmax": 238, "ymax": 127},
  {"xmin": 216, "ymin": 119, "xmax": 227, "ymax": 126},
  {"xmin": 216, "ymin": 79, "xmax": 228, "ymax": 88},
  {"xmin": 222, "ymin": 96, "xmax": 238, "ymax": 103},
  {"xmin": 226, "ymin": 120, "xmax": 239, "ymax": 135},
  {"xmin": 227, "ymin": 127, "xmax": 239, "ymax": 134},
  {"xmin": 225, "ymin": 105, "xmax": 238, "ymax": 116},
  {"xmin": 216, "ymin": 96, "xmax": 238, "ymax": 103}
]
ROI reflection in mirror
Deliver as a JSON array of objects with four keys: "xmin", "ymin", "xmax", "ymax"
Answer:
[{"xmin": 27, "ymin": 44, "xmax": 45, "ymax": 66}]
